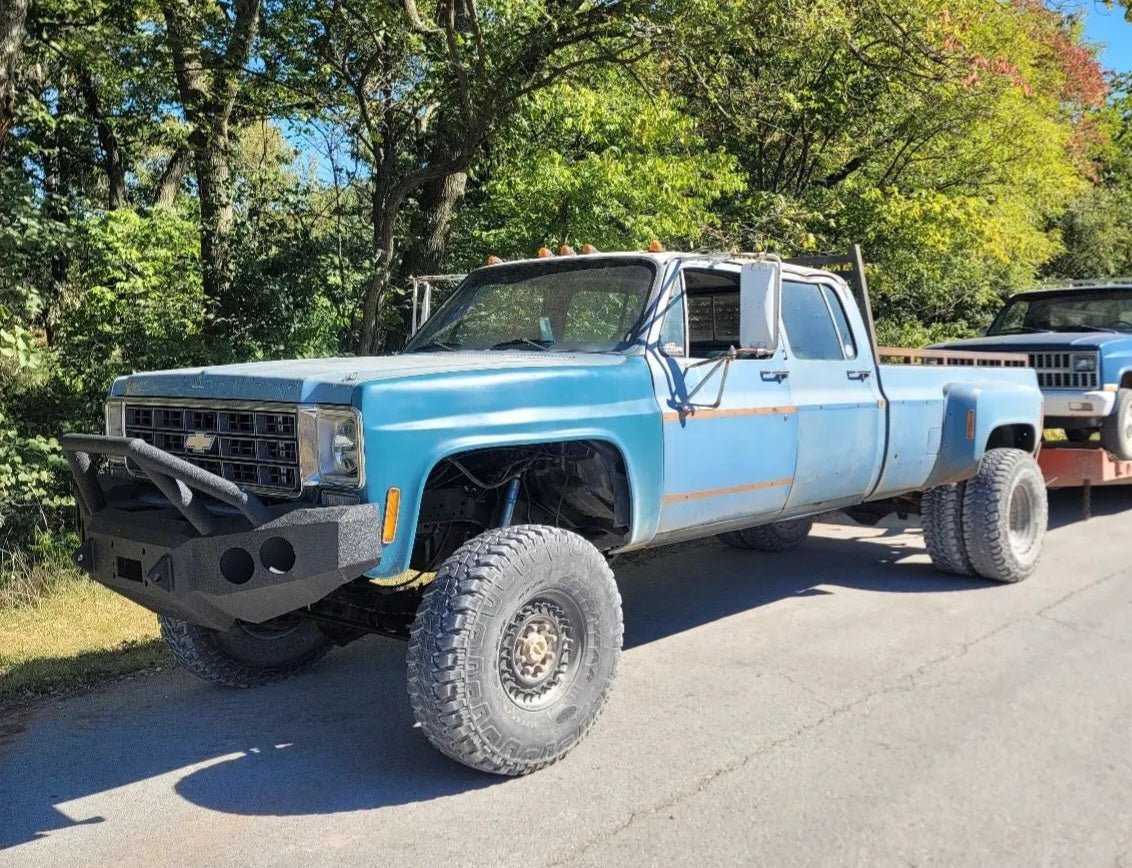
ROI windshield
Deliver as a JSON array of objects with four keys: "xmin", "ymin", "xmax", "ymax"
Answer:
[
  {"xmin": 404, "ymin": 258, "xmax": 656, "ymax": 353},
  {"xmin": 989, "ymin": 289, "xmax": 1132, "ymax": 335}
]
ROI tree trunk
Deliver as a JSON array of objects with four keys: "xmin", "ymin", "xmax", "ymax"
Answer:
[
  {"xmin": 358, "ymin": 182, "xmax": 399, "ymax": 355},
  {"xmin": 192, "ymin": 122, "xmax": 236, "ymax": 317},
  {"xmin": 159, "ymin": 0, "xmax": 261, "ymax": 313},
  {"xmin": 153, "ymin": 145, "xmax": 190, "ymax": 208},
  {"xmin": 402, "ymin": 169, "xmax": 468, "ymax": 277},
  {"xmin": 77, "ymin": 66, "xmax": 127, "ymax": 209},
  {"xmin": 391, "ymin": 168, "xmax": 468, "ymax": 349},
  {"xmin": 0, "ymin": 0, "xmax": 28, "ymax": 157}
]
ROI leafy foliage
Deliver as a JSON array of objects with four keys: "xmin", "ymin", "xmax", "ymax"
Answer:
[{"xmin": 0, "ymin": 0, "xmax": 1124, "ymax": 567}]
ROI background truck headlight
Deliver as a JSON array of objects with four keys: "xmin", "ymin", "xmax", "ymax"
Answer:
[
  {"xmin": 299, "ymin": 407, "xmax": 364, "ymax": 488},
  {"xmin": 1071, "ymin": 353, "xmax": 1097, "ymax": 373}
]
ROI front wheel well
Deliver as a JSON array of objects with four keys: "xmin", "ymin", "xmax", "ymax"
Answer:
[
  {"xmin": 409, "ymin": 440, "xmax": 633, "ymax": 572},
  {"xmin": 1119, "ymin": 372, "xmax": 1132, "ymax": 389},
  {"xmin": 985, "ymin": 423, "xmax": 1037, "ymax": 455}
]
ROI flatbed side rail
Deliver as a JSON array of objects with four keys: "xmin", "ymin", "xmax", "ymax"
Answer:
[{"xmin": 878, "ymin": 347, "xmax": 1029, "ymax": 368}]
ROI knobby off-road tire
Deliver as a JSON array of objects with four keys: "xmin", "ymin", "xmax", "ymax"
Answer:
[
  {"xmin": 1101, "ymin": 387, "xmax": 1132, "ymax": 461},
  {"xmin": 921, "ymin": 482, "xmax": 973, "ymax": 576},
  {"xmin": 718, "ymin": 516, "xmax": 814, "ymax": 553},
  {"xmin": 406, "ymin": 525, "xmax": 623, "ymax": 776},
  {"xmin": 961, "ymin": 448, "xmax": 1047, "ymax": 583},
  {"xmin": 159, "ymin": 614, "xmax": 333, "ymax": 688}
]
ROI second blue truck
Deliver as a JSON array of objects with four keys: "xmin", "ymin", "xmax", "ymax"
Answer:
[{"xmin": 63, "ymin": 249, "xmax": 1048, "ymax": 775}]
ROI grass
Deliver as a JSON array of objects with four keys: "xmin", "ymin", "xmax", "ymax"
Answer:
[{"xmin": 0, "ymin": 569, "xmax": 164, "ymax": 705}]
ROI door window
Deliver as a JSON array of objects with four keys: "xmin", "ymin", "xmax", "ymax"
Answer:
[
  {"xmin": 821, "ymin": 284, "xmax": 857, "ymax": 360},
  {"xmin": 658, "ymin": 284, "xmax": 686, "ymax": 356}
]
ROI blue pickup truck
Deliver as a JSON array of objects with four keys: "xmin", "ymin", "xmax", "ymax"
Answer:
[
  {"xmin": 938, "ymin": 280, "xmax": 1132, "ymax": 459},
  {"xmin": 63, "ymin": 250, "xmax": 1048, "ymax": 775}
]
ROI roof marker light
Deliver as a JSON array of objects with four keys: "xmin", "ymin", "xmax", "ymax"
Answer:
[
  {"xmin": 486, "ymin": 255, "xmax": 503, "ymax": 265},
  {"xmin": 559, "ymin": 245, "xmax": 576, "ymax": 256},
  {"xmin": 582, "ymin": 244, "xmax": 598, "ymax": 254},
  {"xmin": 537, "ymin": 246, "xmax": 553, "ymax": 258},
  {"xmin": 648, "ymin": 240, "xmax": 665, "ymax": 252}
]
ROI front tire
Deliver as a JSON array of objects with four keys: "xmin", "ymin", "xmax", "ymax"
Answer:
[
  {"xmin": 407, "ymin": 525, "xmax": 622, "ymax": 776},
  {"xmin": 1101, "ymin": 388, "xmax": 1132, "ymax": 460},
  {"xmin": 159, "ymin": 614, "xmax": 333, "ymax": 688},
  {"xmin": 718, "ymin": 516, "xmax": 814, "ymax": 552},
  {"xmin": 961, "ymin": 448, "xmax": 1047, "ymax": 583}
]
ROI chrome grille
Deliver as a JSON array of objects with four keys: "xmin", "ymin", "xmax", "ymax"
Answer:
[
  {"xmin": 1027, "ymin": 351, "xmax": 1099, "ymax": 390},
  {"xmin": 123, "ymin": 401, "xmax": 301, "ymax": 496}
]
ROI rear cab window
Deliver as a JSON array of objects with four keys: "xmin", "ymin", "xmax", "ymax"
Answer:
[{"xmin": 781, "ymin": 280, "xmax": 857, "ymax": 361}]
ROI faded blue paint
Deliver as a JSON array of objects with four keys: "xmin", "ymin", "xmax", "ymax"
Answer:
[
  {"xmin": 647, "ymin": 350, "xmax": 799, "ymax": 532},
  {"xmin": 781, "ymin": 279, "xmax": 886, "ymax": 511},
  {"xmin": 356, "ymin": 353, "xmax": 663, "ymax": 577},
  {"xmin": 107, "ymin": 253, "xmax": 1045, "ymax": 576}
]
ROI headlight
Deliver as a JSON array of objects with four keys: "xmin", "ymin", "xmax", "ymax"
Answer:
[
  {"xmin": 1071, "ymin": 353, "xmax": 1097, "ymax": 373},
  {"xmin": 105, "ymin": 399, "xmax": 125, "ymax": 436},
  {"xmin": 298, "ymin": 407, "xmax": 364, "ymax": 488}
]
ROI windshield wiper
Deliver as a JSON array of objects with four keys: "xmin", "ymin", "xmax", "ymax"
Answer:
[
  {"xmin": 409, "ymin": 339, "xmax": 457, "ymax": 352},
  {"xmin": 489, "ymin": 338, "xmax": 551, "ymax": 351},
  {"xmin": 992, "ymin": 326, "xmax": 1047, "ymax": 334},
  {"xmin": 1049, "ymin": 325, "xmax": 1119, "ymax": 333}
]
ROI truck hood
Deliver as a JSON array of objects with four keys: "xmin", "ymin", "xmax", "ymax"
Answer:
[
  {"xmin": 935, "ymin": 332, "xmax": 1132, "ymax": 352},
  {"xmin": 110, "ymin": 351, "xmax": 632, "ymax": 404}
]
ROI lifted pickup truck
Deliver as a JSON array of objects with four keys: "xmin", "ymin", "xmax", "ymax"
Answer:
[
  {"xmin": 938, "ymin": 279, "xmax": 1132, "ymax": 458},
  {"xmin": 63, "ymin": 249, "xmax": 1047, "ymax": 775}
]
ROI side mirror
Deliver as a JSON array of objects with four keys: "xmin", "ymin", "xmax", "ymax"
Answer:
[
  {"xmin": 739, "ymin": 261, "xmax": 781, "ymax": 354},
  {"xmin": 977, "ymin": 326, "xmax": 989, "ymax": 336}
]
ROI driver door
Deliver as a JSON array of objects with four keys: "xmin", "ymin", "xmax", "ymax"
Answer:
[{"xmin": 647, "ymin": 263, "xmax": 799, "ymax": 535}]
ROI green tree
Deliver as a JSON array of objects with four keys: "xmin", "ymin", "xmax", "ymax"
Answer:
[{"xmin": 454, "ymin": 75, "xmax": 741, "ymax": 263}]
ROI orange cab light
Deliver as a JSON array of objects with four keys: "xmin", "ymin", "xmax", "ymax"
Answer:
[
  {"xmin": 486, "ymin": 255, "xmax": 503, "ymax": 265},
  {"xmin": 582, "ymin": 244, "xmax": 598, "ymax": 254},
  {"xmin": 559, "ymin": 245, "xmax": 576, "ymax": 256},
  {"xmin": 648, "ymin": 240, "xmax": 664, "ymax": 252},
  {"xmin": 382, "ymin": 487, "xmax": 401, "ymax": 544},
  {"xmin": 537, "ymin": 246, "xmax": 553, "ymax": 257}
]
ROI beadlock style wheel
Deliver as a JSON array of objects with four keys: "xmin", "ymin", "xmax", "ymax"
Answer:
[{"xmin": 407, "ymin": 525, "xmax": 622, "ymax": 776}]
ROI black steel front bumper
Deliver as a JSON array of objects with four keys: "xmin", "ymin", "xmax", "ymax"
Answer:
[{"xmin": 61, "ymin": 434, "xmax": 382, "ymax": 630}]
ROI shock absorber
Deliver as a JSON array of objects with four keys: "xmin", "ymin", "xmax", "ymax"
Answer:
[{"xmin": 499, "ymin": 476, "xmax": 521, "ymax": 528}]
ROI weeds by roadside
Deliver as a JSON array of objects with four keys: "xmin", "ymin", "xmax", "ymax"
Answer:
[
  {"xmin": 0, "ymin": 539, "xmax": 81, "ymax": 608},
  {"xmin": 1, "ymin": 545, "xmax": 165, "ymax": 704}
]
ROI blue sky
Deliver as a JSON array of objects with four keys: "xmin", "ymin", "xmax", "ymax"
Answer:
[{"xmin": 1084, "ymin": 2, "xmax": 1132, "ymax": 73}]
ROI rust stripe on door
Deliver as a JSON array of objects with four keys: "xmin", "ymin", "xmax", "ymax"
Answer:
[
  {"xmin": 662, "ymin": 477, "xmax": 794, "ymax": 504},
  {"xmin": 662, "ymin": 405, "xmax": 797, "ymax": 423}
]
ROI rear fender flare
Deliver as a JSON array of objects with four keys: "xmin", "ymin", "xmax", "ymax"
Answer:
[{"xmin": 924, "ymin": 382, "xmax": 1042, "ymax": 488}]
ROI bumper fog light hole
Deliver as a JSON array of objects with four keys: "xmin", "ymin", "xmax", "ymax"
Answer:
[
  {"xmin": 260, "ymin": 537, "xmax": 296, "ymax": 575},
  {"xmin": 220, "ymin": 547, "xmax": 255, "ymax": 585}
]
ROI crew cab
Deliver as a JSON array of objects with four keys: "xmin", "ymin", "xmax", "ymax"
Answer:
[
  {"xmin": 63, "ymin": 250, "xmax": 1048, "ymax": 776},
  {"xmin": 938, "ymin": 280, "xmax": 1132, "ymax": 458}
]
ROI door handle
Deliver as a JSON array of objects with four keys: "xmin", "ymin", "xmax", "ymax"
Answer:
[
  {"xmin": 847, "ymin": 369, "xmax": 872, "ymax": 381},
  {"xmin": 761, "ymin": 370, "xmax": 790, "ymax": 382}
]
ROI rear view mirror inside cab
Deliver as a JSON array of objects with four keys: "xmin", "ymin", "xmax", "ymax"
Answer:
[{"xmin": 739, "ymin": 261, "xmax": 781, "ymax": 355}]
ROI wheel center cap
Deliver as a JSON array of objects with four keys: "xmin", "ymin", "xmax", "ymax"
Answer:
[{"xmin": 523, "ymin": 633, "xmax": 549, "ymax": 662}]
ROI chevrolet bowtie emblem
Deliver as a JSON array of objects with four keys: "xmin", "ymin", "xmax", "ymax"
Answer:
[{"xmin": 184, "ymin": 431, "xmax": 216, "ymax": 453}]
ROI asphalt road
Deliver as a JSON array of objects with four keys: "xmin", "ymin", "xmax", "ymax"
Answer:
[{"xmin": 2, "ymin": 488, "xmax": 1131, "ymax": 867}]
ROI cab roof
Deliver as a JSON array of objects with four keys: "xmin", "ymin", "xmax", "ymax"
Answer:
[{"xmin": 473, "ymin": 250, "xmax": 843, "ymax": 284}]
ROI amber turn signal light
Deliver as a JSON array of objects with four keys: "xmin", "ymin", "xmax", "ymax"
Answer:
[{"xmin": 382, "ymin": 487, "xmax": 401, "ymax": 544}]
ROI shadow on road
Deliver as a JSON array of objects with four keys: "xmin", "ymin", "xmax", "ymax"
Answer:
[
  {"xmin": 1047, "ymin": 484, "xmax": 1132, "ymax": 530},
  {"xmin": 2, "ymin": 490, "xmax": 1123, "ymax": 850}
]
